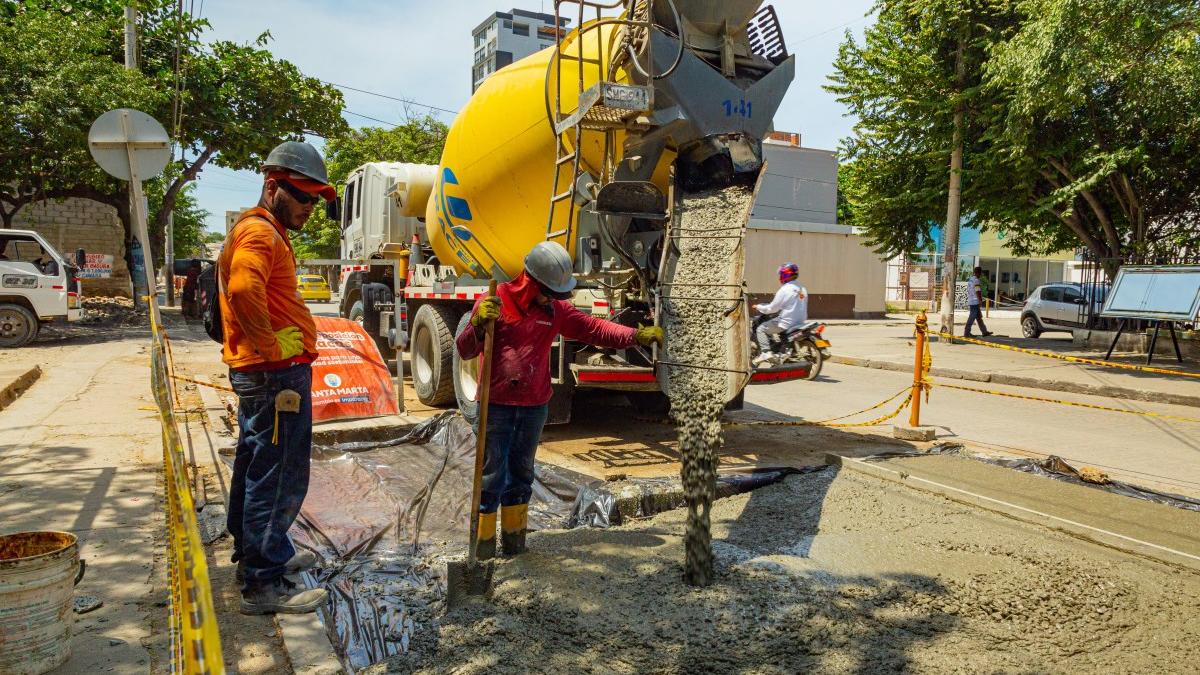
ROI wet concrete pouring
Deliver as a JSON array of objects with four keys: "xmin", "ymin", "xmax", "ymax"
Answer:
[{"xmin": 368, "ymin": 466, "xmax": 1200, "ymax": 674}]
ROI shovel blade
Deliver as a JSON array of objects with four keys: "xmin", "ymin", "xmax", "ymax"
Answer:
[{"xmin": 445, "ymin": 559, "xmax": 495, "ymax": 608}]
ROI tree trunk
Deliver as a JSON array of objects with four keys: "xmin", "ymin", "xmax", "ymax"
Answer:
[{"xmin": 939, "ymin": 28, "xmax": 968, "ymax": 336}]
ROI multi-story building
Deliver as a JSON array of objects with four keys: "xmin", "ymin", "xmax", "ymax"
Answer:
[{"xmin": 471, "ymin": 9, "xmax": 569, "ymax": 92}]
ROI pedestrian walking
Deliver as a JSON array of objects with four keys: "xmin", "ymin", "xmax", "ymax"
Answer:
[
  {"xmin": 964, "ymin": 266, "xmax": 993, "ymax": 338},
  {"xmin": 455, "ymin": 241, "xmax": 662, "ymax": 560},
  {"xmin": 219, "ymin": 141, "xmax": 336, "ymax": 614}
]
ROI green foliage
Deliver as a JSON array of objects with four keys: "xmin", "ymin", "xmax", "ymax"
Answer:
[
  {"xmin": 290, "ymin": 117, "xmax": 448, "ymax": 260},
  {"xmin": 830, "ymin": 0, "xmax": 1200, "ymax": 269},
  {"xmin": 146, "ymin": 171, "xmax": 209, "ymax": 261},
  {"xmin": 203, "ymin": 230, "xmax": 226, "ymax": 244}
]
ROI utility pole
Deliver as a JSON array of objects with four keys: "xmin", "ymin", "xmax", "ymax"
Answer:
[
  {"xmin": 938, "ymin": 26, "xmax": 968, "ymax": 337},
  {"xmin": 166, "ymin": 212, "xmax": 175, "ymax": 307},
  {"xmin": 124, "ymin": 5, "xmax": 148, "ymax": 310}
]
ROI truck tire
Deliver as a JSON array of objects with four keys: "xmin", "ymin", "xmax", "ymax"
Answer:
[
  {"xmin": 349, "ymin": 300, "xmax": 364, "ymax": 324},
  {"xmin": 0, "ymin": 303, "xmax": 39, "ymax": 348},
  {"xmin": 453, "ymin": 313, "xmax": 480, "ymax": 424},
  {"xmin": 411, "ymin": 304, "xmax": 460, "ymax": 406}
]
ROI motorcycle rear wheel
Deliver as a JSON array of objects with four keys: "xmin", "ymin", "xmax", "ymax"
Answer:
[{"xmin": 794, "ymin": 339, "xmax": 824, "ymax": 380}]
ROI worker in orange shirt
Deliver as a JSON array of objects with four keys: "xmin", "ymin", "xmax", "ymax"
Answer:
[{"xmin": 219, "ymin": 141, "xmax": 334, "ymax": 615}]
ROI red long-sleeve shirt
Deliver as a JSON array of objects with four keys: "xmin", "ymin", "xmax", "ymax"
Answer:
[{"xmin": 455, "ymin": 295, "xmax": 636, "ymax": 406}]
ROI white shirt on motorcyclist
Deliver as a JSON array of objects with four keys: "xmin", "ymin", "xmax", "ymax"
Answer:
[{"xmin": 755, "ymin": 280, "xmax": 808, "ymax": 330}]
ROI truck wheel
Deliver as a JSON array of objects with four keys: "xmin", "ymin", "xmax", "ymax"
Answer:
[
  {"xmin": 0, "ymin": 304, "xmax": 39, "ymax": 348},
  {"xmin": 349, "ymin": 300, "xmax": 364, "ymax": 325},
  {"xmin": 452, "ymin": 313, "xmax": 480, "ymax": 424},
  {"xmin": 411, "ymin": 304, "xmax": 460, "ymax": 406}
]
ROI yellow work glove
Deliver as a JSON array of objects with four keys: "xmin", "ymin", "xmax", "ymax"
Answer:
[
  {"xmin": 471, "ymin": 296, "xmax": 502, "ymax": 327},
  {"xmin": 273, "ymin": 326, "xmax": 304, "ymax": 360},
  {"xmin": 634, "ymin": 324, "xmax": 663, "ymax": 347}
]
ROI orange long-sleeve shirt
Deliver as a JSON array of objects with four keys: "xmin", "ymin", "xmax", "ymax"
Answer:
[{"xmin": 218, "ymin": 207, "xmax": 317, "ymax": 369}]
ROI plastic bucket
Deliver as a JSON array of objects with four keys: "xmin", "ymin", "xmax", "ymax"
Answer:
[{"xmin": 0, "ymin": 531, "xmax": 83, "ymax": 675}]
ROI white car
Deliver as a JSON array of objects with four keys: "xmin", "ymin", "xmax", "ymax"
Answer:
[
  {"xmin": 1020, "ymin": 283, "xmax": 1106, "ymax": 338},
  {"xmin": 0, "ymin": 230, "xmax": 84, "ymax": 347}
]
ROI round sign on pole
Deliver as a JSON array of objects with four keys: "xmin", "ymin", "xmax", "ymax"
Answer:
[{"xmin": 87, "ymin": 108, "xmax": 171, "ymax": 181}]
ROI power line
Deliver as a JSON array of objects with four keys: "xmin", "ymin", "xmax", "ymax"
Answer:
[{"xmin": 324, "ymin": 80, "xmax": 460, "ymax": 116}]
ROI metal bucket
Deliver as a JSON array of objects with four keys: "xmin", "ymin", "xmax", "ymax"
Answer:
[{"xmin": 0, "ymin": 531, "xmax": 83, "ymax": 675}]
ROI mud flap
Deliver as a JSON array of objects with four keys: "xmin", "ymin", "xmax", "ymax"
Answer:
[{"xmin": 546, "ymin": 381, "xmax": 575, "ymax": 425}]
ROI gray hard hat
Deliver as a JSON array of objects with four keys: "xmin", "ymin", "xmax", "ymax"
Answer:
[
  {"xmin": 261, "ymin": 141, "xmax": 331, "ymax": 186},
  {"xmin": 524, "ymin": 241, "xmax": 577, "ymax": 295}
]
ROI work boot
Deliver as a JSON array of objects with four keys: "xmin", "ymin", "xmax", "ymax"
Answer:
[
  {"xmin": 239, "ymin": 577, "xmax": 328, "ymax": 615},
  {"xmin": 237, "ymin": 548, "xmax": 319, "ymax": 583},
  {"xmin": 501, "ymin": 503, "xmax": 528, "ymax": 556},
  {"xmin": 752, "ymin": 352, "xmax": 774, "ymax": 368},
  {"xmin": 476, "ymin": 511, "xmax": 497, "ymax": 561}
]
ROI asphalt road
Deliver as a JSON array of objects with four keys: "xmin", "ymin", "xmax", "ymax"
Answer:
[{"xmin": 743, "ymin": 361, "xmax": 1200, "ymax": 498}]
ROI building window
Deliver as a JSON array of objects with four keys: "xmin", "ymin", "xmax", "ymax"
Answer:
[
  {"xmin": 512, "ymin": 22, "xmax": 529, "ymax": 36},
  {"xmin": 474, "ymin": 33, "xmax": 484, "ymax": 48},
  {"xmin": 503, "ymin": 19, "xmax": 512, "ymax": 29}
]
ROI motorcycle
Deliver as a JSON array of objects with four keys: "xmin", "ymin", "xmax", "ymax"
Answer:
[{"xmin": 750, "ymin": 312, "xmax": 832, "ymax": 380}]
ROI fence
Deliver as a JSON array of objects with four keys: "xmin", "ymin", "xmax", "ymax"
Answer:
[{"xmin": 148, "ymin": 309, "xmax": 225, "ymax": 674}]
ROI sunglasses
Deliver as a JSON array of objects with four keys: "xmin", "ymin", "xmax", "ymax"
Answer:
[{"xmin": 275, "ymin": 179, "xmax": 318, "ymax": 205}]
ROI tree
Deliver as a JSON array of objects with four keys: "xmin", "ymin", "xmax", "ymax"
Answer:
[
  {"xmin": 290, "ymin": 117, "xmax": 448, "ymax": 261},
  {"xmin": 146, "ymin": 172, "xmax": 209, "ymax": 260},
  {"xmin": 982, "ymin": 0, "xmax": 1200, "ymax": 270},
  {"xmin": 0, "ymin": 2, "xmax": 160, "ymax": 229},
  {"xmin": 0, "ymin": 1, "xmax": 348, "ymax": 290}
]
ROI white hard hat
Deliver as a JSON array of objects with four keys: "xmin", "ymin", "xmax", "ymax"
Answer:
[{"xmin": 524, "ymin": 241, "xmax": 577, "ymax": 295}]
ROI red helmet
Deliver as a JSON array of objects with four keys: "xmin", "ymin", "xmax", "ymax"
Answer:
[{"xmin": 778, "ymin": 262, "xmax": 799, "ymax": 284}]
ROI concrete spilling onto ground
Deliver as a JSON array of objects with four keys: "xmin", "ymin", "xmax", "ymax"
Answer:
[
  {"xmin": 662, "ymin": 185, "xmax": 754, "ymax": 586},
  {"xmin": 370, "ymin": 468, "xmax": 1200, "ymax": 674}
]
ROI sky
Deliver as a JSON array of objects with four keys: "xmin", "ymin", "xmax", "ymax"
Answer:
[{"xmin": 190, "ymin": 0, "xmax": 876, "ymax": 233}]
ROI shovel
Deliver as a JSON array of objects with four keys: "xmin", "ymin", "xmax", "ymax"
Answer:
[{"xmin": 446, "ymin": 279, "xmax": 498, "ymax": 607}]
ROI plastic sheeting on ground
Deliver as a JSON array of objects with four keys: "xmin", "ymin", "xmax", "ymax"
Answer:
[
  {"xmin": 287, "ymin": 412, "xmax": 802, "ymax": 672},
  {"xmin": 864, "ymin": 444, "xmax": 1200, "ymax": 513}
]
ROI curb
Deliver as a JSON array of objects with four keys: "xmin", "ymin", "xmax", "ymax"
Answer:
[
  {"xmin": 0, "ymin": 365, "xmax": 42, "ymax": 411},
  {"xmin": 825, "ymin": 453, "xmax": 1200, "ymax": 574},
  {"xmin": 829, "ymin": 355, "xmax": 1200, "ymax": 408}
]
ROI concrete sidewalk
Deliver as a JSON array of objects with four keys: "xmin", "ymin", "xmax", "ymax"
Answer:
[{"xmin": 829, "ymin": 315, "xmax": 1200, "ymax": 407}]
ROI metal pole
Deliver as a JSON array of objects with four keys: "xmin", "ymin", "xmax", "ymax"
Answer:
[
  {"xmin": 909, "ymin": 310, "xmax": 927, "ymax": 427},
  {"xmin": 123, "ymin": 113, "xmax": 160, "ymax": 328},
  {"xmin": 123, "ymin": 6, "xmax": 137, "ymax": 71},
  {"xmin": 124, "ymin": 5, "xmax": 141, "ymax": 308},
  {"xmin": 166, "ymin": 211, "xmax": 175, "ymax": 307}
]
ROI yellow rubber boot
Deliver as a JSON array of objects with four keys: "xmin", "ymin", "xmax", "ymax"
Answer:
[
  {"xmin": 500, "ymin": 503, "xmax": 528, "ymax": 556},
  {"xmin": 476, "ymin": 511, "xmax": 497, "ymax": 561}
]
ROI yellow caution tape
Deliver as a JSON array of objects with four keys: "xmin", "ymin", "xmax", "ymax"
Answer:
[
  {"xmin": 724, "ymin": 387, "xmax": 914, "ymax": 429},
  {"xmin": 146, "ymin": 321, "xmax": 225, "ymax": 674},
  {"xmin": 935, "ymin": 331, "xmax": 1200, "ymax": 379},
  {"xmin": 170, "ymin": 373, "xmax": 236, "ymax": 394},
  {"xmin": 934, "ymin": 380, "xmax": 1200, "ymax": 424}
]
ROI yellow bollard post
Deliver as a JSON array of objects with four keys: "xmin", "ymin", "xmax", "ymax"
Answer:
[
  {"xmin": 986, "ymin": 297, "xmax": 991, "ymax": 318},
  {"xmin": 909, "ymin": 311, "xmax": 927, "ymax": 427}
]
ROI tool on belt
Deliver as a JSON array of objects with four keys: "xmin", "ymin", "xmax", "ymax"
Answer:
[{"xmin": 272, "ymin": 389, "xmax": 301, "ymax": 444}]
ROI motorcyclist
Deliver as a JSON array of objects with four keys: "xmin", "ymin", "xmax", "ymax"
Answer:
[{"xmin": 752, "ymin": 262, "xmax": 808, "ymax": 366}]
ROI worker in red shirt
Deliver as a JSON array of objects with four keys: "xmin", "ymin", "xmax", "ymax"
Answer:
[
  {"xmin": 220, "ymin": 141, "xmax": 335, "ymax": 615},
  {"xmin": 456, "ymin": 242, "xmax": 662, "ymax": 559}
]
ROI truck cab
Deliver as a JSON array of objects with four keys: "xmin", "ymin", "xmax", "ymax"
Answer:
[{"xmin": 0, "ymin": 230, "xmax": 84, "ymax": 347}]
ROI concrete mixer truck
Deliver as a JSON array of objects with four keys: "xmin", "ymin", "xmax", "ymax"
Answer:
[{"xmin": 337, "ymin": 0, "xmax": 806, "ymax": 422}]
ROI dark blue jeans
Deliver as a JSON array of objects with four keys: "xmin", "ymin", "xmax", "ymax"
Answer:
[
  {"xmin": 965, "ymin": 305, "xmax": 989, "ymax": 336},
  {"xmin": 227, "ymin": 364, "xmax": 313, "ymax": 591},
  {"xmin": 479, "ymin": 403, "xmax": 549, "ymax": 513}
]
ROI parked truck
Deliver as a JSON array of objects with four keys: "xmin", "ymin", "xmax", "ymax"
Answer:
[
  {"xmin": 338, "ymin": 0, "xmax": 805, "ymax": 422},
  {"xmin": 0, "ymin": 229, "xmax": 85, "ymax": 347}
]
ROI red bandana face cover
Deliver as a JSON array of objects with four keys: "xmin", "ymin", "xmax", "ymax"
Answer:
[{"xmin": 497, "ymin": 271, "xmax": 543, "ymax": 322}]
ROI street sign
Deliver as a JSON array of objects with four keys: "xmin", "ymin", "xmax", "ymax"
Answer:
[
  {"xmin": 87, "ymin": 109, "xmax": 171, "ymax": 181},
  {"xmin": 87, "ymin": 108, "xmax": 170, "ymax": 325}
]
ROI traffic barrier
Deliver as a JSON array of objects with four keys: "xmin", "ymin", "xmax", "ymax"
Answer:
[
  {"xmin": 147, "ymin": 312, "xmax": 225, "ymax": 674},
  {"xmin": 934, "ymin": 330, "xmax": 1200, "ymax": 379}
]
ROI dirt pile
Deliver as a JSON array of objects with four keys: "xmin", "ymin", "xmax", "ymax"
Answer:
[
  {"xmin": 662, "ymin": 184, "xmax": 754, "ymax": 586},
  {"xmin": 79, "ymin": 296, "xmax": 142, "ymax": 327},
  {"xmin": 369, "ymin": 468, "xmax": 1200, "ymax": 674}
]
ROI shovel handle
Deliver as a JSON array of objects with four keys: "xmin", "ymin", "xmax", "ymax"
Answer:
[{"xmin": 466, "ymin": 279, "xmax": 498, "ymax": 566}]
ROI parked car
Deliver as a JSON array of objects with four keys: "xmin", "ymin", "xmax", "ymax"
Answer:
[
  {"xmin": 1020, "ymin": 283, "xmax": 1107, "ymax": 338},
  {"xmin": 297, "ymin": 274, "xmax": 332, "ymax": 302}
]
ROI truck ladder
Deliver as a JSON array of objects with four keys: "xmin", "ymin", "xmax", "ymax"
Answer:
[{"xmin": 545, "ymin": 0, "xmax": 655, "ymax": 245}]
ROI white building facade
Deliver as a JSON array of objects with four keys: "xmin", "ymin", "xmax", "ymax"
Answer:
[{"xmin": 472, "ymin": 9, "xmax": 569, "ymax": 92}]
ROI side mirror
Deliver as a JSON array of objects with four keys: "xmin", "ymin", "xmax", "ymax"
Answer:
[
  {"xmin": 326, "ymin": 197, "xmax": 342, "ymax": 226},
  {"xmin": 75, "ymin": 248, "xmax": 87, "ymax": 267}
]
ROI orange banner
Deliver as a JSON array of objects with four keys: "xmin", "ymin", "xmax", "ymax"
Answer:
[{"xmin": 311, "ymin": 316, "xmax": 399, "ymax": 422}]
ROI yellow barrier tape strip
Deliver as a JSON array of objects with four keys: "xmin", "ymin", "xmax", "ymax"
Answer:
[
  {"xmin": 724, "ymin": 387, "xmax": 913, "ymax": 428},
  {"xmin": 148, "ymin": 324, "xmax": 225, "ymax": 673},
  {"xmin": 935, "ymin": 331, "xmax": 1200, "ymax": 379},
  {"xmin": 935, "ymin": 380, "xmax": 1200, "ymax": 424}
]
